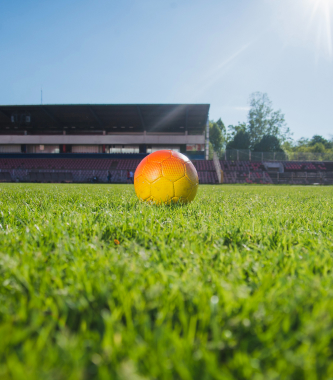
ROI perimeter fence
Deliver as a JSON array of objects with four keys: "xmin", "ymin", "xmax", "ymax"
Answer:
[
  {"xmin": 0, "ymin": 169, "xmax": 130, "ymax": 183},
  {"xmin": 217, "ymin": 150, "xmax": 333, "ymax": 162}
]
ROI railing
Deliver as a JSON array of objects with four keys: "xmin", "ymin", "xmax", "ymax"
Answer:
[
  {"xmin": 212, "ymin": 152, "xmax": 222, "ymax": 183},
  {"xmin": 218, "ymin": 150, "xmax": 333, "ymax": 162},
  {"xmin": 268, "ymin": 171, "xmax": 333, "ymax": 184}
]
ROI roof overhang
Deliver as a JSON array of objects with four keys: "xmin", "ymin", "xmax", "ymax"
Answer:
[{"xmin": 0, "ymin": 104, "xmax": 210, "ymax": 135}]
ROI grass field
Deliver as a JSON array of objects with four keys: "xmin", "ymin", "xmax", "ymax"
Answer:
[{"xmin": 0, "ymin": 184, "xmax": 333, "ymax": 380}]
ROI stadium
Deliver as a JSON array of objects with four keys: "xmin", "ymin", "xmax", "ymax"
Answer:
[
  {"xmin": 2, "ymin": 0, "xmax": 333, "ymax": 378},
  {"xmin": 1, "ymin": 103, "xmax": 333, "ymax": 185}
]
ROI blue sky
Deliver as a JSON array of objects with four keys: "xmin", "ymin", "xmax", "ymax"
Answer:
[{"xmin": 1, "ymin": 0, "xmax": 332, "ymax": 140}]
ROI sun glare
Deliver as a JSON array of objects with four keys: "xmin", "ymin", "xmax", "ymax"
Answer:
[
  {"xmin": 307, "ymin": 0, "xmax": 333, "ymax": 58},
  {"xmin": 272, "ymin": 0, "xmax": 333, "ymax": 59},
  {"xmin": 310, "ymin": 0, "xmax": 333, "ymax": 6},
  {"xmin": 308, "ymin": 0, "xmax": 333, "ymax": 15}
]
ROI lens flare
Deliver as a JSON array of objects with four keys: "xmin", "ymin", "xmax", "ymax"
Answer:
[{"xmin": 308, "ymin": 0, "xmax": 333, "ymax": 58}]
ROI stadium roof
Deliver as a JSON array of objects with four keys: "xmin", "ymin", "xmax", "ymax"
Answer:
[{"xmin": 0, "ymin": 104, "xmax": 210, "ymax": 134}]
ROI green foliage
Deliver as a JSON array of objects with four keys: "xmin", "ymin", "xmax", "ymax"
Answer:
[
  {"xmin": 215, "ymin": 118, "xmax": 226, "ymax": 134},
  {"xmin": 209, "ymin": 118, "xmax": 226, "ymax": 153},
  {"xmin": 310, "ymin": 142, "xmax": 326, "ymax": 153},
  {"xmin": 228, "ymin": 122, "xmax": 247, "ymax": 136},
  {"xmin": 226, "ymin": 123, "xmax": 247, "ymax": 145},
  {"xmin": 0, "ymin": 184, "xmax": 333, "ymax": 380},
  {"xmin": 226, "ymin": 130, "xmax": 251, "ymax": 150},
  {"xmin": 253, "ymin": 135, "xmax": 283, "ymax": 152},
  {"xmin": 282, "ymin": 135, "xmax": 333, "ymax": 160},
  {"xmin": 209, "ymin": 123, "xmax": 223, "ymax": 152},
  {"xmin": 309, "ymin": 135, "xmax": 332, "ymax": 149},
  {"xmin": 247, "ymin": 92, "xmax": 291, "ymax": 147},
  {"xmin": 208, "ymin": 141, "xmax": 215, "ymax": 160},
  {"xmin": 222, "ymin": 93, "xmax": 290, "ymax": 151}
]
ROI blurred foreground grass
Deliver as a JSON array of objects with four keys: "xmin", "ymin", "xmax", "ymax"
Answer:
[{"xmin": 0, "ymin": 184, "xmax": 333, "ymax": 380}]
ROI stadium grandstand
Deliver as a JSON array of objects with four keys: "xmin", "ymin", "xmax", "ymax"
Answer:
[{"xmin": 0, "ymin": 103, "xmax": 332, "ymax": 185}]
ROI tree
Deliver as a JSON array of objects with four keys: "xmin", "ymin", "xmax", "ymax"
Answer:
[
  {"xmin": 247, "ymin": 92, "xmax": 291, "ymax": 147},
  {"xmin": 215, "ymin": 118, "xmax": 226, "ymax": 134},
  {"xmin": 296, "ymin": 137, "xmax": 310, "ymax": 148},
  {"xmin": 226, "ymin": 122, "xmax": 247, "ymax": 141},
  {"xmin": 208, "ymin": 141, "xmax": 215, "ymax": 160},
  {"xmin": 253, "ymin": 135, "xmax": 283, "ymax": 152},
  {"xmin": 309, "ymin": 135, "xmax": 332, "ymax": 149},
  {"xmin": 310, "ymin": 143, "xmax": 326, "ymax": 153},
  {"xmin": 209, "ymin": 123, "xmax": 223, "ymax": 152},
  {"xmin": 283, "ymin": 135, "xmax": 333, "ymax": 154},
  {"xmin": 209, "ymin": 118, "xmax": 226, "ymax": 152},
  {"xmin": 226, "ymin": 130, "xmax": 251, "ymax": 150}
]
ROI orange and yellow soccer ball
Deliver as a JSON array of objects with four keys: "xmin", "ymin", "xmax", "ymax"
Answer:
[{"xmin": 134, "ymin": 150, "xmax": 199, "ymax": 204}]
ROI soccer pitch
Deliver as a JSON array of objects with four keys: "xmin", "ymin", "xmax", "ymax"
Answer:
[{"xmin": 0, "ymin": 184, "xmax": 333, "ymax": 380}]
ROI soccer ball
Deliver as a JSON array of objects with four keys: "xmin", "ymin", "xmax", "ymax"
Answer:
[{"xmin": 134, "ymin": 150, "xmax": 199, "ymax": 204}]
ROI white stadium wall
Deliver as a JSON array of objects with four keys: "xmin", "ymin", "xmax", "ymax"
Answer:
[{"xmin": 0, "ymin": 134, "xmax": 205, "ymax": 146}]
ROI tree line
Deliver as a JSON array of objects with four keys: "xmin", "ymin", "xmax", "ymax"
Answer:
[{"xmin": 209, "ymin": 92, "xmax": 333, "ymax": 157}]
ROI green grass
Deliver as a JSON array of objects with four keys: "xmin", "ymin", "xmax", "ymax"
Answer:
[{"xmin": 0, "ymin": 184, "xmax": 333, "ymax": 380}]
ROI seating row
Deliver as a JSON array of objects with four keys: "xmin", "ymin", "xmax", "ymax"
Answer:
[
  {"xmin": 284, "ymin": 162, "xmax": 328, "ymax": 171},
  {"xmin": 1, "ymin": 158, "xmax": 330, "ymax": 172}
]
